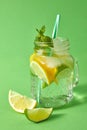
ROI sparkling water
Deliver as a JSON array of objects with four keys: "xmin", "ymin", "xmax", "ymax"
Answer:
[{"xmin": 31, "ymin": 67, "xmax": 74, "ymax": 108}]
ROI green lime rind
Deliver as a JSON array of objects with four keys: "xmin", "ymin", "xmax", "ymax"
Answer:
[{"xmin": 24, "ymin": 108, "xmax": 53, "ymax": 123}]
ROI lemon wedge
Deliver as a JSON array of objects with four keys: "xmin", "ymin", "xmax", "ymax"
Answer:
[
  {"xmin": 8, "ymin": 90, "xmax": 37, "ymax": 113},
  {"xmin": 24, "ymin": 108, "xmax": 53, "ymax": 122}
]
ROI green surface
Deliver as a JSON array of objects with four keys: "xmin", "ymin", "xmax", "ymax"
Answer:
[{"xmin": 0, "ymin": 0, "xmax": 87, "ymax": 130}]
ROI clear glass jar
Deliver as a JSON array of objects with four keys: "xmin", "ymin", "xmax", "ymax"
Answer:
[{"xmin": 30, "ymin": 37, "xmax": 79, "ymax": 108}]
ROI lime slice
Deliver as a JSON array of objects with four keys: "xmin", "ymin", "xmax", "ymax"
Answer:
[
  {"xmin": 24, "ymin": 108, "xmax": 53, "ymax": 122},
  {"xmin": 8, "ymin": 90, "xmax": 37, "ymax": 113}
]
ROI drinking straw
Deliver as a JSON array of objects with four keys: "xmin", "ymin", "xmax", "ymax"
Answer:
[
  {"xmin": 37, "ymin": 79, "xmax": 41, "ymax": 104},
  {"xmin": 52, "ymin": 14, "xmax": 60, "ymax": 38}
]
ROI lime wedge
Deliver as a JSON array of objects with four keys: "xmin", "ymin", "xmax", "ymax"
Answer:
[{"xmin": 24, "ymin": 108, "xmax": 53, "ymax": 122}]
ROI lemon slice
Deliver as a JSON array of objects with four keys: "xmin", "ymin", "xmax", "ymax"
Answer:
[
  {"xmin": 24, "ymin": 108, "xmax": 53, "ymax": 122},
  {"xmin": 30, "ymin": 61, "xmax": 49, "ymax": 83},
  {"xmin": 8, "ymin": 90, "xmax": 37, "ymax": 113},
  {"xmin": 30, "ymin": 60, "xmax": 57, "ymax": 85}
]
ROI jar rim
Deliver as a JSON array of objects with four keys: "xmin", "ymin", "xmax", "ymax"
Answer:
[{"xmin": 34, "ymin": 41, "xmax": 53, "ymax": 47}]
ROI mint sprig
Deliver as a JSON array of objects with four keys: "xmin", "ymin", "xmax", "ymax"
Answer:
[{"xmin": 34, "ymin": 26, "xmax": 53, "ymax": 47}]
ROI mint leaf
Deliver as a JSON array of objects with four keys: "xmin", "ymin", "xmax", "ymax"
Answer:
[{"xmin": 34, "ymin": 26, "xmax": 53, "ymax": 47}]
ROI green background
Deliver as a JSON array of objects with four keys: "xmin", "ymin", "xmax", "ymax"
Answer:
[{"xmin": 0, "ymin": 0, "xmax": 87, "ymax": 130}]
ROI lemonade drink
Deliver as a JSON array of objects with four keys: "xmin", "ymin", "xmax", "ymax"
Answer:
[{"xmin": 30, "ymin": 26, "xmax": 78, "ymax": 108}]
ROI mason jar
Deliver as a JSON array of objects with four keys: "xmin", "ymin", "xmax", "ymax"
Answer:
[{"xmin": 30, "ymin": 37, "xmax": 79, "ymax": 108}]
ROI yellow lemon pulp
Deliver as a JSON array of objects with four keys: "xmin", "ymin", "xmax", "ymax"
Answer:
[
  {"xmin": 30, "ymin": 53, "xmax": 58, "ymax": 85},
  {"xmin": 8, "ymin": 90, "xmax": 37, "ymax": 113},
  {"xmin": 24, "ymin": 108, "xmax": 53, "ymax": 122}
]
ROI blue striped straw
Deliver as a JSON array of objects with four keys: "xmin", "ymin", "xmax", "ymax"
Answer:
[{"xmin": 52, "ymin": 14, "xmax": 60, "ymax": 39}]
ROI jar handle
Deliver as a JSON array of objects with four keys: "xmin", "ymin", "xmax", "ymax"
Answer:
[{"xmin": 73, "ymin": 60, "xmax": 79, "ymax": 87}]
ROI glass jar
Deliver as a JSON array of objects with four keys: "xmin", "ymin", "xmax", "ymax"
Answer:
[{"xmin": 30, "ymin": 37, "xmax": 79, "ymax": 108}]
